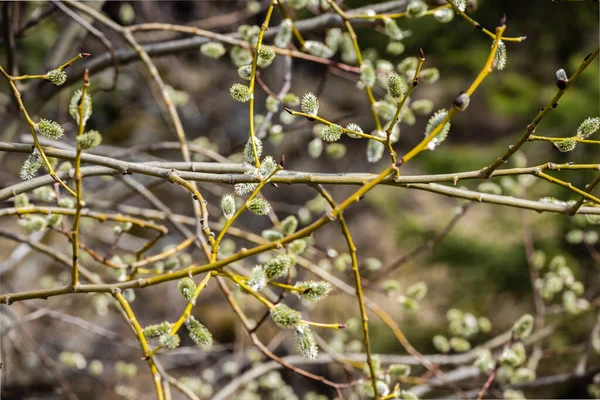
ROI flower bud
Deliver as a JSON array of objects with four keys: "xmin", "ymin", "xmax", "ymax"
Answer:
[
  {"xmin": 178, "ymin": 278, "xmax": 197, "ymax": 304},
  {"xmin": 512, "ymin": 314, "xmax": 533, "ymax": 340},
  {"xmin": 221, "ymin": 194, "xmax": 236, "ymax": 219},
  {"xmin": 69, "ymin": 89, "xmax": 92, "ymax": 125},
  {"xmin": 247, "ymin": 198, "xmax": 271, "ymax": 215},
  {"xmin": 275, "ymin": 19, "xmax": 293, "ymax": 48},
  {"xmin": 387, "ymin": 72, "xmax": 405, "ymax": 98},
  {"xmin": 303, "ymin": 40, "xmax": 335, "ymax": 59},
  {"xmin": 294, "ymin": 281, "xmax": 332, "ymax": 301},
  {"xmin": 492, "ymin": 40, "xmax": 507, "ymax": 70},
  {"xmin": 230, "ymin": 83, "xmax": 252, "ymax": 102},
  {"xmin": 407, "ymin": 1, "xmax": 428, "ymax": 18},
  {"xmin": 360, "ymin": 63, "xmax": 376, "ymax": 88},
  {"xmin": 200, "ymin": 42, "xmax": 226, "ymax": 59},
  {"xmin": 319, "ymin": 124, "xmax": 343, "ymax": 142},
  {"xmin": 259, "ymin": 46, "xmax": 276, "ymax": 61},
  {"xmin": 265, "ymin": 254, "xmax": 292, "ymax": 280},
  {"xmin": 434, "ymin": 8, "xmax": 454, "ymax": 23},
  {"xmin": 270, "ymin": 304, "xmax": 302, "ymax": 329},
  {"xmin": 237, "ymin": 65, "xmax": 252, "ymax": 80},
  {"xmin": 185, "ymin": 316, "xmax": 213, "ymax": 348},
  {"xmin": 37, "ymin": 119, "xmax": 64, "ymax": 140},
  {"xmin": 159, "ymin": 333, "xmax": 181, "ymax": 349},
  {"xmin": 295, "ymin": 324, "xmax": 318, "ymax": 359},
  {"xmin": 47, "ymin": 69, "xmax": 67, "ymax": 86},
  {"xmin": 76, "ymin": 130, "xmax": 102, "ymax": 150},
  {"xmin": 301, "ymin": 92, "xmax": 319, "ymax": 116},
  {"xmin": 576, "ymin": 117, "xmax": 600, "ymax": 139},
  {"xmin": 554, "ymin": 137, "xmax": 577, "ymax": 152},
  {"xmin": 279, "ymin": 215, "xmax": 298, "ymax": 235},
  {"xmin": 143, "ymin": 321, "xmax": 172, "ymax": 339},
  {"xmin": 20, "ymin": 150, "xmax": 42, "ymax": 180}
]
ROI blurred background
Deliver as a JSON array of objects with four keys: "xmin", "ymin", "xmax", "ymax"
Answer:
[{"xmin": 1, "ymin": 0, "xmax": 599, "ymax": 399}]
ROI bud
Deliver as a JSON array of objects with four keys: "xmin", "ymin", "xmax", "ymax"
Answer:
[
  {"xmin": 360, "ymin": 63, "xmax": 376, "ymax": 88},
  {"xmin": 500, "ymin": 342, "xmax": 526, "ymax": 367},
  {"xmin": 237, "ymin": 65, "xmax": 252, "ymax": 80},
  {"xmin": 265, "ymin": 254, "xmax": 292, "ymax": 280},
  {"xmin": 275, "ymin": 19, "xmax": 293, "ymax": 48},
  {"xmin": 576, "ymin": 117, "xmax": 600, "ymax": 139},
  {"xmin": 373, "ymin": 101, "xmax": 397, "ymax": 121},
  {"xmin": 424, "ymin": 109, "xmax": 451, "ymax": 150},
  {"xmin": 453, "ymin": 92, "xmax": 470, "ymax": 111},
  {"xmin": 367, "ymin": 136, "xmax": 385, "ymax": 163},
  {"xmin": 19, "ymin": 215, "xmax": 48, "ymax": 232},
  {"xmin": 325, "ymin": 28, "xmax": 343, "ymax": 52},
  {"xmin": 512, "ymin": 314, "xmax": 534, "ymax": 340},
  {"xmin": 319, "ymin": 124, "xmax": 343, "ymax": 142},
  {"xmin": 262, "ymin": 229, "xmax": 283, "ymax": 241},
  {"xmin": 47, "ymin": 69, "xmax": 67, "ymax": 86},
  {"xmin": 397, "ymin": 57, "xmax": 419, "ymax": 75},
  {"xmin": 49, "ymin": 214, "xmax": 65, "ymax": 230},
  {"xmin": 306, "ymin": 137, "xmax": 322, "ymax": 158},
  {"xmin": 259, "ymin": 155, "xmax": 278, "ymax": 176},
  {"xmin": 258, "ymin": 46, "xmax": 276, "ymax": 62},
  {"xmin": 411, "ymin": 99, "xmax": 434, "ymax": 115},
  {"xmin": 406, "ymin": 281, "xmax": 427, "ymax": 300},
  {"xmin": 384, "ymin": 17, "xmax": 406, "ymax": 40},
  {"xmin": 387, "ymin": 72, "xmax": 405, "ymax": 98},
  {"xmin": 245, "ymin": 265, "xmax": 267, "ymax": 292},
  {"xmin": 230, "ymin": 46, "xmax": 253, "ymax": 67},
  {"xmin": 492, "ymin": 40, "xmax": 507, "ymax": 70},
  {"xmin": 159, "ymin": 333, "xmax": 181, "ymax": 349},
  {"xmin": 434, "ymin": 8, "xmax": 455, "ymax": 23},
  {"xmin": 88, "ymin": 360, "xmax": 104, "ymax": 376},
  {"xmin": 389, "ymin": 364, "xmax": 411, "ymax": 379},
  {"xmin": 301, "ymin": 92, "xmax": 319, "ymax": 116},
  {"xmin": 33, "ymin": 186, "xmax": 56, "ymax": 202},
  {"xmin": 143, "ymin": 321, "xmax": 172, "ymax": 339},
  {"xmin": 266, "ymin": 95, "xmax": 280, "ymax": 112},
  {"xmin": 289, "ymin": 239, "xmax": 307, "ymax": 254},
  {"xmin": 282, "ymin": 93, "xmax": 300, "ymax": 107},
  {"xmin": 556, "ymin": 68, "xmax": 569, "ymax": 89},
  {"xmin": 294, "ymin": 324, "xmax": 318, "ymax": 360},
  {"xmin": 270, "ymin": 304, "xmax": 302, "ymax": 329},
  {"xmin": 510, "ymin": 368, "xmax": 536, "ymax": 384},
  {"xmin": 553, "ymin": 137, "xmax": 577, "ymax": 152},
  {"xmin": 303, "ymin": 40, "xmax": 335, "ymax": 59},
  {"xmin": 450, "ymin": 0, "xmax": 467, "ymax": 11},
  {"xmin": 386, "ymin": 41, "xmax": 406, "ymax": 55},
  {"xmin": 279, "ymin": 215, "xmax": 298, "ymax": 235},
  {"xmin": 420, "ymin": 68, "xmax": 440, "ymax": 84},
  {"xmin": 69, "ymin": 89, "xmax": 93, "ymax": 125},
  {"xmin": 178, "ymin": 278, "xmax": 197, "ymax": 304},
  {"xmin": 20, "ymin": 150, "xmax": 42, "ymax": 180},
  {"xmin": 449, "ymin": 337, "xmax": 471, "ymax": 352},
  {"xmin": 185, "ymin": 316, "xmax": 213, "ymax": 348},
  {"xmin": 294, "ymin": 281, "xmax": 332, "ymax": 301},
  {"xmin": 13, "ymin": 193, "xmax": 29, "ymax": 208},
  {"xmin": 326, "ymin": 143, "xmax": 346, "ymax": 159},
  {"xmin": 478, "ymin": 317, "xmax": 492, "ymax": 333},
  {"xmin": 247, "ymin": 198, "xmax": 271, "ymax": 215},
  {"xmin": 243, "ymin": 138, "xmax": 263, "ymax": 165},
  {"xmin": 77, "ymin": 130, "xmax": 102, "ymax": 150},
  {"xmin": 344, "ymin": 122, "xmax": 363, "ymax": 139},
  {"xmin": 230, "ymin": 83, "xmax": 252, "ymax": 102},
  {"xmin": 474, "ymin": 349, "xmax": 495, "ymax": 374},
  {"xmin": 407, "ymin": 1, "xmax": 428, "ymax": 18},
  {"xmin": 221, "ymin": 194, "xmax": 236, "ymax": 219},
  {"xmin": 200, "ymin": 42, "xmax": 226, "ymax": 59}
]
